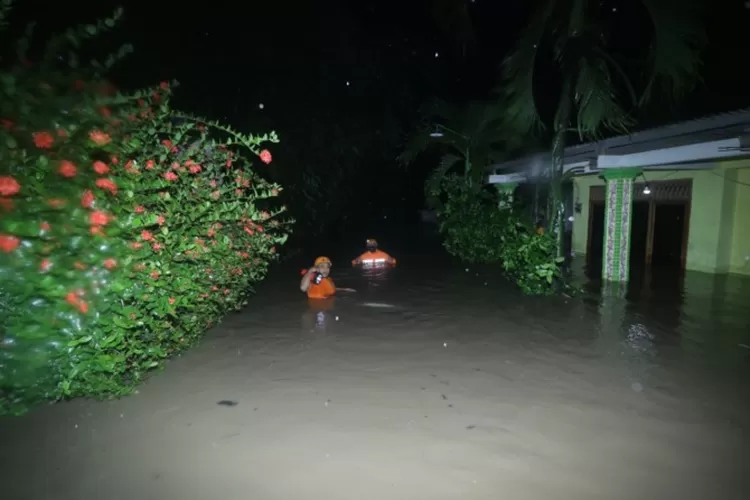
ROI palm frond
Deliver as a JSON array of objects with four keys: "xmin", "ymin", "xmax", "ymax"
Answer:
[
  {"xmin": 468, "ymin": 101, "xmax": 508, "ymax": 138},
  {"xmin": 639, "ymin": 0, "xmax": 707, "ymax": 105},
  {"xmin": 574, "ymin": 56, "xmax": 635, "ymax": 139},
  {"xmin": 591, "ymin": 46, "xmax": 638, "ymax": 107},
  {"xmin": 397, "ymin": 125, "xmax": 433, "ymax": 166},
  {"xmin": 424, "ymin": 153, "xmax": 462, "ymax": 208},
  {"xmin": 498, "ymin": 0, "xmax": 558, "ymax": 135}
]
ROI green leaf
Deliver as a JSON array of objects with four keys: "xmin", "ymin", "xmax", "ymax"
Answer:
[{"xmin": 68, "ymin": 335, "xmax": 92, "ymax": 347}]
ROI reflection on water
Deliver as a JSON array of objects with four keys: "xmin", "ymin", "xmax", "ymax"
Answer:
[
  {"xmin": 575, "ymin": 260, "xmax": 750, "ymax": 374},
  {"xmin": 288, "ymin": 248, "xmax": 750, "ymax": 419},
  {"xmin": 289, "ymin": 249, "xmax": 750, "ymax": 375}
]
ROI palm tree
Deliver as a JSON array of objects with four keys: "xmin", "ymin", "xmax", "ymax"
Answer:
[
  {"xmin": 498, "ymin": 0, "xmax": 706, "ymax": 256},
  {"xmin": 398, "ymin": 98, "xmax": 527, "ymax": 209}
]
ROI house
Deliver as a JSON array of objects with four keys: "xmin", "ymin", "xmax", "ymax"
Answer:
[{"xmin": 485, "ymin": 109, "xmax": 750, "ymax": 281}]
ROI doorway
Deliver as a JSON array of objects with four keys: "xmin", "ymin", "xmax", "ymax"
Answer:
[
  {"xmin": 651, "ymin": 203, "xmax": 688, "ymax": 267},
  {"xmin": 629, "ymin": 201, "xmax": 650, "ymax": 270},
  {"xmin": 587, "ymin": 202, "xmax": 604, "ymax": 268},
  {"xmin": 586, "ymin": 178, "xmax": 692, "ymax": 272}
]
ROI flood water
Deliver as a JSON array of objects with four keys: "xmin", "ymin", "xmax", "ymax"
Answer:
[{"xmin": 1, "ymin": 236, "xmax": 749, "ymax": 500}]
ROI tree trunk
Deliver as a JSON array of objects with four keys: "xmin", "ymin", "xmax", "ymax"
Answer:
[
  {"xmin": 549, "ymin": 0, "xmax": 584, "ymax": 260},
  {"xmin": 464, "ymin": 148, "xmax": 472, "ymax": 186},
  {"xmin": 550, "ymin": 79, "xmax": 573, "ymax": 259}
]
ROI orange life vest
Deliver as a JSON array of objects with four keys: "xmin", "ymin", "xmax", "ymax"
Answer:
[
  {"xmin": 307, "ymin": 276, "xmax": 336, "ymax": 299},
  {"xmin": 352, "ymin": 249, "xmax": 396, "ymax": 266}
]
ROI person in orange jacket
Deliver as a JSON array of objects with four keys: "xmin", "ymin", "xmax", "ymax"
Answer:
[
  {"xmin": 300, "ymin": 256, "xmax": 355, "ymax": 299},
  {"xmin": 351, "ymin": 239, "xmax": 396, "ymax": 266}
]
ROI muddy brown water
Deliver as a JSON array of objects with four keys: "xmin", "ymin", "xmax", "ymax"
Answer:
[{"xmin": 1, "ymin": 245, "xmax": 749, "ymax": 500}]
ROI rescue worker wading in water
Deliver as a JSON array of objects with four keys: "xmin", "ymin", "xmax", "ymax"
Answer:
[
  {"xmin": 300, "ymin": 256, "xmax": 355, "ymax": 299},
  {"xmin": 352, "ymin": 239, "xmax": 396, "ymax": 266}
]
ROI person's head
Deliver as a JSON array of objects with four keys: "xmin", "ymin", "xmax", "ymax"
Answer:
[
  {"xmin": 365, "ymin": 238, "xmax": 378, "ymax": 253},
  {"xmin": 314, "ymin": 256, "xmax": 332, "ymax": 277}
]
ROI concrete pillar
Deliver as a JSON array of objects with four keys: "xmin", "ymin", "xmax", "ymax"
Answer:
[{"xmin": 601, "ymin": 168, "xmax": 641, "ymax": 282}]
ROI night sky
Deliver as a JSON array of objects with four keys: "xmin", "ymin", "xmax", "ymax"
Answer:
[{"xmin": 5, "ymin": 0, "xmax": 750, "ymax": 238}]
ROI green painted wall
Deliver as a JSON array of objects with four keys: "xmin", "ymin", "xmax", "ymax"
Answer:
[
  {"xmin": 716, "ymin": 169, "xmax": 737, "ymax": 272},
  {"xmin": 689, "ymin": 169, "xmax": 732, "ymax": 273},
  {"xmin": 728, "ymin": 167, "xmax": 750, "ymax": 275},
  {"xmin": 571, "ymin": 175, "xmax": 597, "ymax": 256},
  {"xmin": 571, "ymin": 158, "xmax": 750, "ymax": 275}
]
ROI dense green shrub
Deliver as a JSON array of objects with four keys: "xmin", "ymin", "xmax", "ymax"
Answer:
[
  {"xmin": 435, "ymin": 174, "xmax": 563, "ymax": 295},
  {"xmin": 0, "ymin": 6, "xmax": 290, "ymax": 414}
]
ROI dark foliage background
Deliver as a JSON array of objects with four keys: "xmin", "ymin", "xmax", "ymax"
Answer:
[{"xmin": 4, "ymin": 0, "xmax": 748, "ymax": 246}]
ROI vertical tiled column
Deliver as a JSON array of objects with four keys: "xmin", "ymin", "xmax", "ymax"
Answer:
[{"xmin": 601, "ymin": 168, "xmax": 641, "ymax": 282}]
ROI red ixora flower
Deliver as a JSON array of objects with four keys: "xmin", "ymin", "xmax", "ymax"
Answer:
[
  {"xmin": 89, "ymin": 130, "xmax": 111, "ymax": 146},
  {"xmin": 81, "ymin": 190, "xmax": 95, "ymax": 208},
  {"xmin": 58, "ymin": 160, "xmax": 77, "ymax": 177},
  {"xmin": 95, "ymin": 178, "xmax": 117, "ymax": 194},
  {"xmin": 92, "ymin": 161, "xmax": 110, "ymax": 175},
  {"xmin": 33, "ymin": 131, "xmax": 54, "ymax": 149},
  {"xmin": 0, "ymin": 234, "xmax": 20, "ymax": 253},
  {"xmin": 65, "ymin": 292, "xmax": 89, "ymax": 314},
  {"xmin": 0, "ymin": 176, "xmax": 20, "ymax": 196},
  {"xmin": 259, "ymin": 149, "xmax": 272, "ymax": 164},
  {"xmin": 89, "ymin": 211, "xmax": 110, "ymax": 227}
]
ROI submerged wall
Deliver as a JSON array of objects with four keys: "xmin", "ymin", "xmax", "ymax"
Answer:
[{"xmin": 571, "ymin": 158, "xmax": 750, "ymax": 275}]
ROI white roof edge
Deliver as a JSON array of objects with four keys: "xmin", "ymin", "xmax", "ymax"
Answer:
[{"xmin": 486, "ymin": 107, "xmax": 750, "ymax": 173}]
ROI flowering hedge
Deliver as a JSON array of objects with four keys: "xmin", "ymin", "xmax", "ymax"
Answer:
[{"xmin": 0, "ymin": 7, "xmax": 290, "ymax": 414}]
